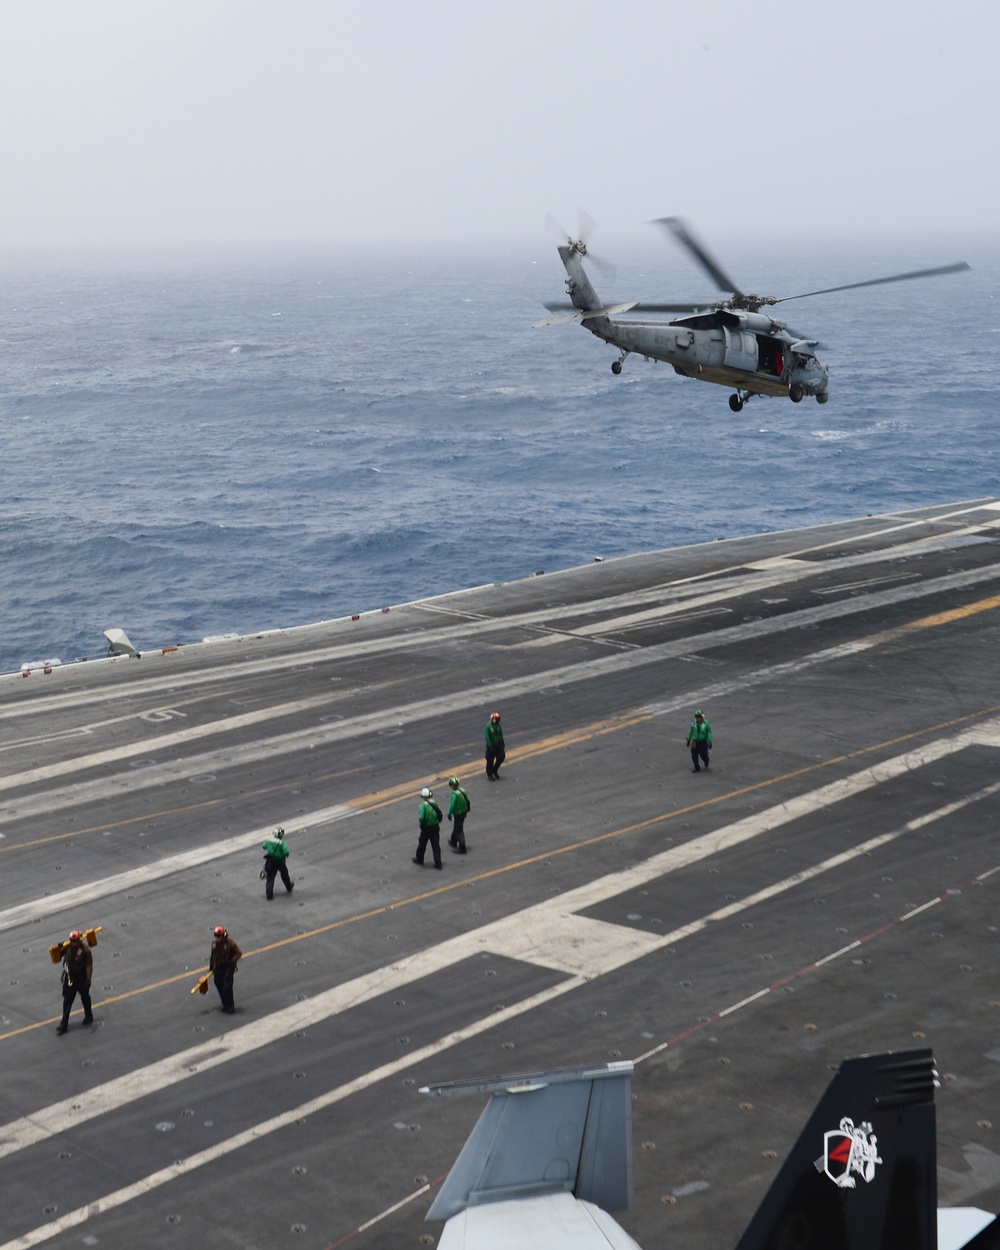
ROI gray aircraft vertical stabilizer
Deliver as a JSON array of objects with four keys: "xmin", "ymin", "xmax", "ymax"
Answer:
[{"xmin": 422, "ymin": 1061, "xmax": 634, "ymax": 1222}]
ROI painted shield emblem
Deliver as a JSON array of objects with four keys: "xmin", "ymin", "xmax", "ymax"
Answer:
[{"xmin": 823, "ymin": 1130, "xmax": 856, "ymax": 1187}]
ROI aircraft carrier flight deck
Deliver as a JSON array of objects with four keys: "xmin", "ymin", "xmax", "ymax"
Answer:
[{"xmin": 3, "ymin": 498, "xmax": 1000, "ymax": 1250}]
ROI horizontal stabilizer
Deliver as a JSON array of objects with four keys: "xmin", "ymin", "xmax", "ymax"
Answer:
[
  {"xmin": 532, "ymin": 302, "xmax": 637, "ymax": 328},
  {"xmin": 423, "ymin": 1062, "xmax": 634, "ymax": 1223}
]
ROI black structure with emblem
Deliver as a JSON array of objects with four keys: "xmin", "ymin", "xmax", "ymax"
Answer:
[{"xmin": 736, "ymin": 1050, "xmax": 936, "ymax": 1250}]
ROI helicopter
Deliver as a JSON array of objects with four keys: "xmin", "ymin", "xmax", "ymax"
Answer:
[{"xmin": 533, "ymin": 213, "xmax": 970, "ymax": 411}]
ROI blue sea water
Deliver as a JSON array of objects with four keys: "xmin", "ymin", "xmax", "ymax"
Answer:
[{"xmin": 0, "ymin": 232, "xmax": 997, "ymax": 674}]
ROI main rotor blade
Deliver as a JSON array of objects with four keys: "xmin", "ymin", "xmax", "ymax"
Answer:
[
  {"xmin": 632, "ymin": 302, "xmax": 716, "ymax": 314},
  {"xmin": 651, "ymin": 216, "xmax": 741, "ymax": 295},
  {"xmin": 773, "ymin": 261, "xmax": 971, "ymax": 304},
  {"xmin": 545, "ymin": 300, "xmax": 707, "ymax": 315}
]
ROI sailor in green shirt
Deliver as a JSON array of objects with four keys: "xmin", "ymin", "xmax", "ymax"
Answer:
[
  {"xmin": 686, "ymin": 709, "xmax": 712, "ymax": 772},
  {"xmin": 261, "ymin": 826, "xmax": 294, "ymax": 899},
  {"xmin": 413, "ymin": 786, "xmax": 444, "ymax": 869},
  {"xmin": 484, "ymin": 711, "xmax": 506, "ymax": 780},
  {"xmin": 446, "ymin": 776, "xmax": 471, "ymax": 854}
]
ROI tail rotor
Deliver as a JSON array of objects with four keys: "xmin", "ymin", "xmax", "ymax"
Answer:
[{"xmin": 545, "ymin": 209, "xmax": 616, "ymax": 286}]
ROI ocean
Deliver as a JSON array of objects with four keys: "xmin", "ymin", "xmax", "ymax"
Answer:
[{"xmin": 0, "ymin": 231, "xmax": 997, "ymax": 674}]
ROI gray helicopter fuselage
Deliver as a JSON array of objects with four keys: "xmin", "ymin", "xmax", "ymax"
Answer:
[
  {"xmin": 587, "ymin": 309, "xmax": 828, "ymax": 400},
  {"xmin": 543, "ymin": 221, "xmax": 968, "ymax": 407},
  {"xmin": 557, "ymin": 242, "xmax": 829, "ymax": 404}
]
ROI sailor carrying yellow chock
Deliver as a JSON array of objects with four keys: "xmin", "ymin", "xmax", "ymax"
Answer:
[{"xmin": 50, "ymin": 927, "xmax": 101, "ymax": 1035}]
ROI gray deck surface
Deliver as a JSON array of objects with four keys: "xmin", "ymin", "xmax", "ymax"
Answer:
[{"xmin": 3, "ymin": 497, "xmax": 1000, "ymax": 1250}]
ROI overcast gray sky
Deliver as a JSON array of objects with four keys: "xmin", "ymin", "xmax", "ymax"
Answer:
[{"xmin": 0, "ymin": 1, "xmax": 996, "ymax": 250}]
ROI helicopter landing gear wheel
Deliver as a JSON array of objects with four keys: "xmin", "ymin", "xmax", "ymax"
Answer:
[
  {"xmin": 789, "ymin": 383, "xmax": 804, "ymax": 403},
  {"xmin": 816, "ymin": 392, "xmax": 829, "ymax": 404},
  {"xmin": 611, "ymin": 360, "xmax": 623, "ymax": 375},
  {"xmin": 729, "ymin": 393, "xmax": 743, "ymax": 413}
]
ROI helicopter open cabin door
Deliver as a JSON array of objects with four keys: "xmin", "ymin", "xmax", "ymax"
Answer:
[
  {"xmin": 756, "ymin": 335, "xmax": 785, "ymax": 378},
  {"xmin": 724, "ymin": 326, "xmax": 757, "ymax": 371}
]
